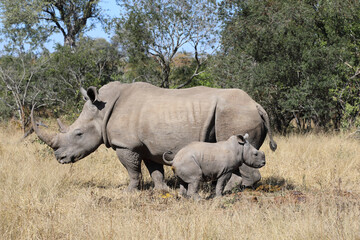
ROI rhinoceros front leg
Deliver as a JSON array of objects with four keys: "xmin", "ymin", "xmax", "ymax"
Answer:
[
  {"xmin": 116, "ymin": 148, "xmax": 142, "ymax": 191},
  {"xmin": 178, "ymin": 179, "xmax": 188, "ymax": 196},
  {"xmin": 224, "ymin": 173, "xmax": 243, "ymax": 192},
  {"xmin": 143, "ymin": 160, "xmax": 169, "ymax": 191},
  {"xmin": 239, "ymin": 164, "xmax": 261, "ymax": 187},
  {"xmin": 215, "ymin": 173, "xmax": 232, "ymax": 197},
  {"xmin": 224, "ymin": 165, "xmax": 261, "ymax": 192}
]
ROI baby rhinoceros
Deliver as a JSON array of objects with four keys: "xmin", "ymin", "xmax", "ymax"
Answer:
[{"xmin": 163, "ymin": 134, "xmax": 265, "ymax": 200}]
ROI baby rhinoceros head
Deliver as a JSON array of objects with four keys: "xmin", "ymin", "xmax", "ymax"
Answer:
[{"xmin": 237, "ymin": 134, "xmax": 266, "ymax": 168}]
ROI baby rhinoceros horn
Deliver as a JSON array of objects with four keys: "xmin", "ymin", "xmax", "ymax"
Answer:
[{"xmin": 243, "ymin": 133, "xmax": 249, "ymax": 141}]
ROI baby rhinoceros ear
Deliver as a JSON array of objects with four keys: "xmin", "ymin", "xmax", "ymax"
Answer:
[{"xmin": 236, "ymin": 133, "xmax": 249, "ymax": 145}]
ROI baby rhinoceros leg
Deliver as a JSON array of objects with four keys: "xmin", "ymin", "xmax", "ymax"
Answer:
[
  {"xmin": 178, "ymin": 179, "xmax": 188, "ymax": 196},
  {"xmin": 175, "ymin": 163, "xmax": 202, "ymax": 199},
  {"xmin": 187, "ymin": 181, "xmax": 201, "ymax": 200},
  {"xmin": 215, "ymin": 173, "xmax": 233, "ymax": 197},
  {"xmin": 174, "ymin": 156, "xmax": 203, "ymax": 200}
]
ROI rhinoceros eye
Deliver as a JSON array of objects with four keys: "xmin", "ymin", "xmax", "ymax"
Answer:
[{"xmin": 74, "ymin": 129, "xmax": 83, "ymax": 137}]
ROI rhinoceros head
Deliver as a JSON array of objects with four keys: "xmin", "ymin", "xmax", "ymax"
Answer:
[
  {"xmin": 236, "ymin": 133, "xmax": 266, "ymax": 168},
  {"xmin": 32, "ymin": 87, "xmax": 105, "ymax": 164}
]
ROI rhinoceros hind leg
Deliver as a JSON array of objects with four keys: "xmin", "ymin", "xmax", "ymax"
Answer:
[
  {"xmin": 116, "ymin": 148, "xmax": 142, "ymax": 191},
  {"xmin": 143, "ymin": 160, "xmax": 169, "ymax": 191}
]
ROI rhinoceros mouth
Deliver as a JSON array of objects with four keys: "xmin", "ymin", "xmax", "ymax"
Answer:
[
  {"xmin": 57, "ymin": 155, "xmax": 71, "ymax": 164},
  {"xmin": 258, "ymin": 162, "xmax": 266, "ymax": 168},
  {"xmin": 57, "ymin": 153, "xmax": 84, "ymax": 164},
  {"xmin": 253, "ymin": 160, "xmax": 266, "ymax": 168},
  {"xmin": 56, "ymin": 151, "xmax": 74, "ymax": 164},
  {"xmin": 245, "ymin": 158, "xmax": 266, "ymax": 168}
]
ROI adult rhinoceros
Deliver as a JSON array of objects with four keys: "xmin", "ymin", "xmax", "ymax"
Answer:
[{"xmin": 31, "ymin": 81, "xmax": 277, "ymax": 191}]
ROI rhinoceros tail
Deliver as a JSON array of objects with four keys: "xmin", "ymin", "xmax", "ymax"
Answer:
[
  {"xmin": 162, "ymin": 151, "xmax": 174, "ymax": 165},
  {"xmin": 256, "ymin": 104, "xmax": 277, "ymax": 151}
]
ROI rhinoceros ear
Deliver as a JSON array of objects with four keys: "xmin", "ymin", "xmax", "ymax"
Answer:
[
  {"xmin": 80, "ymin": 86, "xmax": 98, "ymax": 103},
  {"xmin": 86, "ymin": 86, "xmax": 98, "ymax": 103},
  {"xmin": 236, "ymin": 134, "xmax": 246, "ymax": 145},
  {"xmin": 237, "ymin": 133, "xmax": 249, "ymax": 145}
]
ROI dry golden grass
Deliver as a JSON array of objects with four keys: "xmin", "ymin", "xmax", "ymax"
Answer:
[{"xmin": 1, "ymin": 123, "xmax": 360, "ymax": 239}]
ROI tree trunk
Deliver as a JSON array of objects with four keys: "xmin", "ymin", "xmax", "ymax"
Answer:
[
  {"xmin": 64, "ymin": 34, "xmax": 76, "ymax": 48},
  {"xmin": 160, "ymin": 64, "xmax": 171, "ymax": 88}
]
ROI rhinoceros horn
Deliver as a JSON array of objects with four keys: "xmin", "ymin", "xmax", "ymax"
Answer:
[
  {"xmin": 56, "ymin": 118, "xmax": 68, "ymax": 133},
  {"xmin": 31, "ymin": 106, "xmax": 58, "ymax": 148}
]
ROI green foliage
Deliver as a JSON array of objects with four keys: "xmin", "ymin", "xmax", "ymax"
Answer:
[
  {"xmin": 0, "ymin": 50, "xmax": 56, "ymax": 130},
  {"xmin": 172, "ymin": 60, "xmax": 218, "ymax": 88},
  {"xmin": 341, "ymin": 103, "xmax": 360, "ymax": 129},
  {"xmin": 214, "ymin": 0, "xmax": 360, "ymax": 132},
  {"xmin": 192, "ymin": 72, "xmax": 219, "ymax": 88}
]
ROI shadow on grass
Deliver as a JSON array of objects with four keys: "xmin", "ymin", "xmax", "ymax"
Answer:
[
  {"xmin": 73, "ymin": 180, "xmax": 126, "ymax": 190},
  {"xmin": 73, "ymin": 175, "xmax": 296, "ymax": 196},
  {"xmin": 72, "ymin": 178, "xmax": 179, "ymax": 191},
  {"xmin": 139, "ymin": 176, "xmax": 181, "ymax": 191},
  {"xmin": 254, "ymin": 176, "xmax": 296, "ymax": 192},
  {"xmin": 139, "ymin": 176, "xmax": 216, "ymax": 194}
]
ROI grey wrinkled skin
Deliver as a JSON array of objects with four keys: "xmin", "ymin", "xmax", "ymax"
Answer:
[
  {"xmin": 163, "ymin": 134, "xmax": 265, "ymax": 199},
  {"xmin": 31, "ymin": 82, "xmax": 277, "ymax": 191}
]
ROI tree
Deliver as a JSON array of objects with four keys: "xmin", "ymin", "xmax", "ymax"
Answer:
[
  {"xmin": 0, "ymin": 6, "xmax": 54, "ymax": 131},
  {"xmin": 114, "ymin": 0, "xmax": 218, "ymax": 88},
  {"xmin": 214, "ymin": 0, "xmax": 360, "ymax": 132},
  {"xmin": 0, "ymin": 50, "xmax": 54, "ymax": 131},
  {"xmin": 317, "ymin": 1, "xmax": 360, "ymax": 129},
  {"xmin": 0, "ymin": 0, "xmax": 102, "ymax": 48}
]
